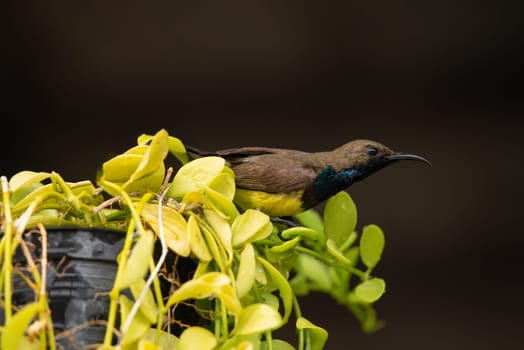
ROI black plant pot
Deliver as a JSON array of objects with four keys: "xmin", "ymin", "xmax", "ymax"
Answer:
[
  {"xmin": 4, "ymin": 227, "xmax": 126, "ymax": 349},
  {"xmin": 2, "ymin": 227, "xmax": 199, "ymax": 349}
]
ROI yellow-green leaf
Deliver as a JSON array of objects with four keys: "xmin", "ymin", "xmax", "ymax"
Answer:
[
  {"xmin": 326, "ymin": 239, "xmax": 352, "ymax": 265},
  {"xmin": 293, "ymin": 209, "xmax": 324, "ymax": 236},
  {"xmin": 232, "ymin": 209, "xmax": 273, "ymax": 247},
  {"xmin": 296, "ymin": 317, "xmax": 328, "ymax": 350},
  {"xmin": 141, "ymin": 329, "xmax": 179, "ymax": 349},
  {"xmin": 124, "ymin": 129, "xmax": 169, "ymax": 190},
  {"xmin": 324, "ymin": 191, "xmax": 357, "ymax": 247},
  {"xmin": 165, "ymin": 272, "xmax": 242, "ymax": 316},
  {"xmin": 205, "ymin": 187, "xmax": 240, "ymax": 222},
  {"xmin": 204, "ymin": 209, "xmax": 232, "ymax": 263},
  {"xmin": 114, "ymin": 230, "xmax": 155, "ymax": 290},
  {"xmin": 119, "ymin": 295, "xmax": 152, "ymax": 345},
  {"xmin": 11, "ymin": 183, "xmax": 63, "ymax": 213},
  {"xmin": 178, "ymin": 326, "xmax": 217, "ymax": 350},
  {"xmin": 188, "ymin": 214, "xmax": 212, "ymax": 262},
  {"xmin": 182, "ymin": 191, "xmax": 227, "ymax": 219},
  {"xmin": 8, "ymin": 171, "xmax": 50, "ymax": 205},
  {"xmin": 355, "ymin": 278, "xmax": 386, "ymax": 303},
  {"xmin": 168, "ymin": 135, "xmax": 189, "ymax": 164},
  {"xmin": 137, "ymin": 133, "xmax": 153, "ymax": 145},
  {"xmin": 101, "ymin": 153, "xmax": 144, "ymax": 183},
  {"xmin": 260, "ymin": 339, "xmax": 296, "ymax": 350},
  {"xmin": 257, "ymin": 257, "xmax": 292, "ymax": 322},
  {"xmin": 130, "ymin": 279, "xmax": 158, "ymax": 324},
  {"xmin": 270, "ymin": 236, "xmax": 301, "ymax": 253},
  {"xmin": 280, "ymin": 226, "xmax": 322, "ymax": 242},
  {"xmin": 8, "ymin": 170, "xmax": 50, "ymax": 192},
  {"xmin": 234, "ymin": 304, "xmax": 283, "ymax": 336},
  {"xmin": 296, "ymin": 254, "xmax": 332, "ymax": 291},
  {"xmin": 208, "ymin": 171, "xmax": 236, "ymax": 201},
  {"xmin": 236, "ymin": 243, "xmax": 256, "ymax": 298},
  {"xmin": 141, "ymin": 203, "xmax": 190, "ymax": 257},
  {"xmin": 360, "ymin": 224, "xmax": 385, "ymax": 270},
  {"xmin": 2, "ymin": 302, "xmax": 39, "ymax": 350},
  {"xmin": 169, "ymin": 157, "xmax": 225, "ymax": 199}
]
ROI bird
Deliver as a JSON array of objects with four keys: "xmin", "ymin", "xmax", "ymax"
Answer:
[{"xmin": 185, "ymin": 140, "xmax": 430, "ymax": 217}]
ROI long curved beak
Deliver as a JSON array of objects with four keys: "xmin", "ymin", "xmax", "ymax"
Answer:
[{"xmin": 385, "ymin": 152, "xmax": 432, "ymax": 165}]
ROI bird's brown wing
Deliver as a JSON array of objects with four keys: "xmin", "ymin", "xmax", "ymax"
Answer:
[
  {"xmin": 216, "ymin": 146, "xmax": 287, "ymax": 158},
  {"xmin": 229, "ymin": 154, "xmax": 318, "ymax": 194}
]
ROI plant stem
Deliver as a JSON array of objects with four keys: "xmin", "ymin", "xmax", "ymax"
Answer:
[
  {"xmin": 214, "ymin": 299, "xmax": 221, "ymax": 338},
  {"xmin": 118, "ymin": 189, "xmax": 168, "ymax": 345},
  {"xmin": 220, "ymin": 300, "xmax": 228, "ymax": 340},
  {"xmin": 103, "ymin": 218, "xmax": 137, "ymax": 346},
  {"xmin": 295, "ymin": 246, "xmax": 367, "ymax": 279},
  {"xmin": 38, "ymin": 224, "xmax": 51, "ymax": 350},
  {"xmin": 292, "ymin": 295, "xmax": 305, "ymax": 350},
  {"xmin": 1, "ymin": 176, "xmax": 13, "ymax": 322}
]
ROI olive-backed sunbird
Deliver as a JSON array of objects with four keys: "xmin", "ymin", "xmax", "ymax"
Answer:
[{"xmin": 186, "ymin": 140, "xmax": 430, "ymax": 217}]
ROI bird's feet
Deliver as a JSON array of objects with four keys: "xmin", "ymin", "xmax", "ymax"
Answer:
[{"xmin": 270, "ymin": 216, "xmax": 299, "ymax": 228}]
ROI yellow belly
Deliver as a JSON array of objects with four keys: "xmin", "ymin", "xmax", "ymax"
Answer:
[{"xmin": 234, "ymin": 189, "xmax": 304, "ymax": 217}]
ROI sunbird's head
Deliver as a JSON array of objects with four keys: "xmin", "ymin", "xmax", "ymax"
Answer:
[{"xmin": 332, "ymin": 139, "xmax": 431, "ymax": 179}]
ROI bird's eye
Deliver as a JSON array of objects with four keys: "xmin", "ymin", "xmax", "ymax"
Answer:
[{"xmin": 367, "ymin": 147, "xmax": 378, "ymax": 156}]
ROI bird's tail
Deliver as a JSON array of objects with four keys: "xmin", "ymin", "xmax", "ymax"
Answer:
[{"xmin": 185, "ymin": 145, "xmax": 217, "ymax": 159}]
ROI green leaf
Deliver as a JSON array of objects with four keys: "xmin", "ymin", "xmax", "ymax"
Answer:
[
  {"xmin": 296, "ymin": 254, "xmax": 332, "ymax": 291},
  {"xmin": 355, "ymin": 278, "xmax": 386, "ymax": 303},
  {"xmin": 280, "ymin": 226, "xmax": 323, "ymax": 243},
  {"xmin": 296, "ymin": 317, "xmax": 328, "ymax": 350},
  {"xmin": 260, "ymin": 292, "xmax": 280, "ymax": 311},
  {"xmin": 293, "ymin": 209, "xmax": 324, "ymax": 235},
  {"xmin": 257, "ymin": 257, "xmax": 293, "ymax": 322},
  {"xmin": 270, "ymin": 236, "xmax": 301, "ymax": 253},
  {"xmin": 359, "ymin": 224, "xmax": 385, "ymax": 270},
  {"xmin": 289, "ymin": 274, "xmax": 309, "ymax": 296},
  {"xmin": 236, "ymin": 243, "xmax": 256, "ymax": 298},
  {"xmin": 2, "ymin": 302, "xmax": 39, "ymax": 350},
  {"xmin": 234, "ymin": 303, "xmax": 283, "ymax": 336},
  {"xmin": 114, "ymin": 229, "xmax": 155, "ymax": 290},
  {"xmin": 232, "ymin": 209, "xmax": 273, "ymax": 247},
  {"xmin": 169, "ymin": 156, "xmax": 225, "ymax": 199},
  {"xmin": 178, "ymin": 326, "xmax": 217, "ymax": 350},
  {"xmin": 141, "ymin": 203, "xmax": 190, "ymax": 257},
  {"xmin": 338, "ymin": 231, "xmax": 358, "ymax": 252},
  {"xmin": 323, "ymin": 191, "xmax": 357, "ymax": 247}
]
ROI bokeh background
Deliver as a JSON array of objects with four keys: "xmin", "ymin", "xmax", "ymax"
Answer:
[{"xmin": 5, "ymin": 1, "xmax": 524, "ymax": 349}]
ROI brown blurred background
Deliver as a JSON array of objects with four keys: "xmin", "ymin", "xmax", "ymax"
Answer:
[{"xmin": 4, "ymin": 1, "xmax": 524, "ymax": 349}]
